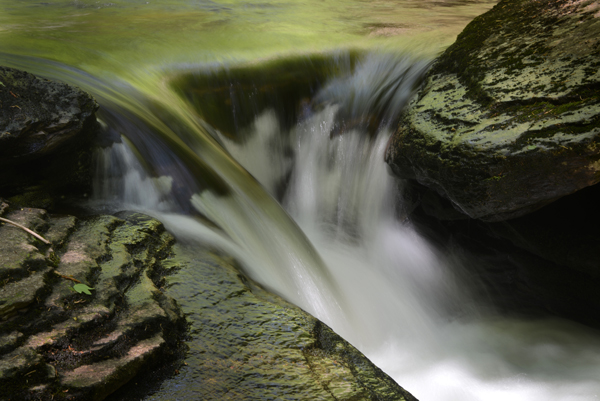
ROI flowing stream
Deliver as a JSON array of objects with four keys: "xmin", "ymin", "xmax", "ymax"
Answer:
[{"xmin": 3, "ymin": 1, "xmax": 600, "ymax": 400}]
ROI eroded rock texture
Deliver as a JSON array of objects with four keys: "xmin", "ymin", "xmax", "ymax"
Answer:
[
  {"xmin": 0, "ymin": 207, "xmax": 185, "ymax": 401},
  {"xmin": 386, "ymin": 0, "xmax": 600, "ymax": 221},
  {"xmin": 0, "ymin": 204, "xmax": 417, "ymax": 401}
]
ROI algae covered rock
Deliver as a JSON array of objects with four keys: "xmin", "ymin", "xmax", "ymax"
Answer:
[
  {"xmin": 386, "ymin": 0, "xmax": 600, "ymax": 221},
  {"xmin": 0, "ymin": 205, "xmax": 417, "ymax": 401},
  {"xmin": 0, "ymin": 207, "xmax": 185, "ymax": 401},
  {"xmin": 139, "ymin": 245, "xmax": 417, "ymax": 401}
]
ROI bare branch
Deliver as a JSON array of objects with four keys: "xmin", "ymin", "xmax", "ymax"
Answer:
[{"xmin": 0, "ymin": 216, "xmax": 51, "ymax": 244}]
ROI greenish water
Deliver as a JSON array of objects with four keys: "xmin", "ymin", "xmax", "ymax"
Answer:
[
  {"xmin": 1, "ymin": 0, "xmax": 497, "ymax": 81},
  {"xmin": 12, "ymin": 2, "xmax": 575, "ymax": 401}
]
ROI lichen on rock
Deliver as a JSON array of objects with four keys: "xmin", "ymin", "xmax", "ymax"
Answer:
[{"xmin": 385, "ymin": 0, "xmax": 600, "ymax": 221}]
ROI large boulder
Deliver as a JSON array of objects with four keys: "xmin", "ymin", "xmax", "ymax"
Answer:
[
  {"xmin": 385, "ymin": 0, "xmax": 600, "ymax": 221},
  {"xmin": 0, "ymin": 66, "xmax": 99, "ymax": 202}
]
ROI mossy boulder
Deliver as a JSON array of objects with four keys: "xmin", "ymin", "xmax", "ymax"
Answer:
[
  {"xmin": 0, "ymin": 66, "xmax": 99, "ymax": 203},
  {"xmin": 385, "ymin": 0, "xmax": 600, "ymax": 221}
]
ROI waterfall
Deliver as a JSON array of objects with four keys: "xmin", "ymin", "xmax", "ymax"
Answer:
[{"xmin": 91, "ymin": 53, "xmax": 600, "ymax": 401}]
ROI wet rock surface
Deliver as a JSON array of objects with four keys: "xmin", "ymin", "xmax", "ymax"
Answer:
[
  {"xmin": 0, "ymin": 206, "xmax": 185, "ymax": 401},
  {"xmin": 122, "ymin": 245, "xmax": 417, "ymax": 401},
  {"xmin": 0, "ymin": 203, "xmax": 416, "ymax": 401},
  {"xmin": 0, "ymin": 66, "xmax": 99, "ymax": 203},
  {"xmin": 386, "ymin": 0, "xmax": 600, "ymax": 221}
]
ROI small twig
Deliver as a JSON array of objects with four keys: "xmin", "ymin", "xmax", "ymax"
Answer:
[
  {"xmin": 0, "ymin": 216, "xmax": 51, "ymax": 244},
  {"xmin": 10, "ymin": 91, "xmax": 18, "ymax": 98},
  {"xmin": 53, "ymin": 272, "xmax": 82, "ymax": 283}
]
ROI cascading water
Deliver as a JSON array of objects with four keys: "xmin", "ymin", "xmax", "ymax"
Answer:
[
  {"xmin": 88, "ymin": 53, "xmax": 600, "ymax": 401},
  {"xmin": 3, "ymin": 0, "xmax": 600, "ymax": 399}
]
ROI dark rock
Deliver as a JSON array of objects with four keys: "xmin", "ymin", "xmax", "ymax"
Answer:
[
  {"xmin": 124, "ymin": 245, "xmax": 417, "ymax": 401},
  {"xmin": 408, "ymin": 181, "xmax": 600, "ymax": 328},
  {"xmin": 0, "ymin": 66, "xmax": 97, "ymax": 162},
  {"xmin": 487, "ymin": 182, "xmax": 600, "ymax": 278},
  {"xmin": 0, "ymin": 66, "xmax": 99, "ymax": 203},
  {"xmin": 0, "ymin": 208, "xmax": 186, "ymax": 401},
  {"xmin": 386, "ymin": 0, "xmax": 600, "ymax": 221}
]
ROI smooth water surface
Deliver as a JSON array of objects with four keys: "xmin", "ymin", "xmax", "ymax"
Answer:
[{"xmin": 1, "ymin": 0, "xmax": 497, "ymax": 77}]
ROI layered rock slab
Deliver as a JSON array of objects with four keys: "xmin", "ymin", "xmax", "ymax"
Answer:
[
  {"xmin": 0, "ymin": 207, "xmax": 185, "ymax": 401},
  {"xmin": 1, "ymin": 204, "xmax": 417, "ymax": 401},
  {"xmin": 386, "ymin": 0, "xmax": 600, "ymax": 221}
]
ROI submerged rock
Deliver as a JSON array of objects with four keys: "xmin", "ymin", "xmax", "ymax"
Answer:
[
  {"xmin": 0, "ymin": 66, "xmax": 99, "ymax": 203},
  {"xmin": 386, "ymin": 0, "xmax": 600, "ymax": 221}
]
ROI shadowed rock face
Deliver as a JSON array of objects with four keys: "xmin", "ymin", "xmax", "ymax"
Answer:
[
  {"xmin": 0, "ymin": 66, "xmax": 99, "ymax": 201},
  {"xmin": 0, "ymin": 66, "xmax": 97, "ymax": 162},
  {"xmin": 386, "ymin": 0, "xmax": 600, "ymax": 222}
]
